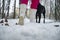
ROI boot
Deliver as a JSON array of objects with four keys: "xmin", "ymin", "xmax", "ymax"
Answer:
[{"xmin": 19, "ymin": 16, "xmax": 24, "ymax": 25}]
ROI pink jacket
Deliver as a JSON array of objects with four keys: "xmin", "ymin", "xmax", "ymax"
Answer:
[{"xmin": 20, "ymin": 0, "xmax": 40, "ymax": 9}]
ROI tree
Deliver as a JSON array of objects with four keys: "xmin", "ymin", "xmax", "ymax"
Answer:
[
  {"xmin": 7, "ymin": 0, "xmax": 11, "ymax": 17},
  {"xmin": 50, "ymin": 0, "xmax": 55, "ymax": 19},
  {"xmin": 2, "ymin": 0, "xmax": 5, "ymax": 19},
  {"xmin": 55, "ymin": 0, "xmax": 60, "ymax": 21},
  {"xmin": 13, "ymin": 0, "xmax": 16, "ymax": 18},
  {"xmin": 0, "ymin": 0, "xmax": 1, "ymax": 14}
]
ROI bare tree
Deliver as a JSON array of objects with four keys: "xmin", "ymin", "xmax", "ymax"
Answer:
[
  {"xmin": 0, "ymin": 0, "xmax": 1, "ymax": 14},
  {"xmin": 55, "ymin": 0, "xmax": 60, "ymax": 21},
  {"xmin": 13, "ymin": 0, "xmax": 16, "ymax": 18},
  {"xmin": 7, "ymin": 0, "xmax": 11, "ymax": 17},
  {"xmin": 2, "ymin": 0, "xmax": 5, "ymax": 19},
  {"xmin": 49, "ymin": 0, "xmax": 55, "ymax": 19}
]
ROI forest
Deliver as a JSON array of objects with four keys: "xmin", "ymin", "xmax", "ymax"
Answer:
[{"xmin": 0, "ymin": 0, "xmax": 60, "ymax": 21}]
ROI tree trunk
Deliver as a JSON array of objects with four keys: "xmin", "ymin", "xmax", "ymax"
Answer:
[
  {"xmin": 55, "ymin": 0, "xmax": 60, "ymax": 21},
  {"xmin": 0, "ymin": 0, "xmax": 1, "ymax": 14},
  {"xmin": 13, "ymin": 0, "xmax": 16, "ymax": 19},
  {"xmin": 2, "ymin": 0, "xmax": 5, "ymax": 19},
  {"xmin": 7, "ymin": 0, "xmax": 10, "ymax": 17}
]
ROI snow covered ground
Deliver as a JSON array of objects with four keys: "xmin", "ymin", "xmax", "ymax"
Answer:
[{"xmin": 0, "ymin": 18, "xmax": 60, "ymax": 40}]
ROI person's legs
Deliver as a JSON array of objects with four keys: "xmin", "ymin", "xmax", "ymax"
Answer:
[
  {"xmin": 19, "ymin": 0, "xmax": 28, "ymax": 25},
  {"xmin": 30, "ymin": 0, "xmax": 39, "ymax": 22},
  {"xmin": 39, "ymin": 13, "xmax": 41, "ymax": 23},
  {"xmin": 43, "ymin": 8, "xmax": 45, "ymax": 23},
  {"xmin": 36, "ymin": 13, "xmax": 38, "ymax": 23}
]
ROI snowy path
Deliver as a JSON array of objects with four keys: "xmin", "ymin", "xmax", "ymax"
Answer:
[{"xmin": 0, "ymin": 18, "xmax": 60, "ymax": 40}]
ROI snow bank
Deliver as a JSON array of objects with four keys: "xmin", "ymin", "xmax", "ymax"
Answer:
[{"xmin": 0, "ymin": 18, "xmax": 60, "ymax": 40}]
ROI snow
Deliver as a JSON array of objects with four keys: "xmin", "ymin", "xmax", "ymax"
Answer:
[{"xmin": 0, "ymin": 18, "xmax": 60, "ymax": 40}]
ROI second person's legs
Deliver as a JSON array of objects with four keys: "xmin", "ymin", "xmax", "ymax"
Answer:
[
  {"xmin": 19, "ymin": 0, "xmax": 28, "ymax": 25},
  {"xmin": 30, "ymin": 0, "xmax": 39, "ymax": 22}
]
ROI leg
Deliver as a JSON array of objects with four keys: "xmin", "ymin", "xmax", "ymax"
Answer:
[
  {"xmin": 43, "ymin": 9, "xmax": 45, "ymax": 23},
  {"xmin": 36, "ymin": 13, "xmax": 38, "ymax": 23},
  {"xmin": 38, "ymin": 14, "xmax": 41, "ymax": 23},
  {"xmin": 18, "ymin": 0, "xmax": 28, "ymax": 25},
  {"xmin": 30, "ymin": 0, "xmax": 39, "ymax": 22}
]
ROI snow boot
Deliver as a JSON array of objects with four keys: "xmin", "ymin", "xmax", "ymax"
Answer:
[{"xmin": 19, "ymin": 16, "xmax": 24, "ymax": 25}]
